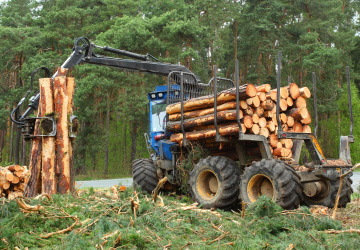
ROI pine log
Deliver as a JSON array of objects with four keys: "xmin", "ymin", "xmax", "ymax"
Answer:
[
  {"xmin": 12, "ymin": 176, "xmax": 20, "ymax": 184},
  {"xmin": 40, "ymin": 78, "xmax": 56, "ymax": 195},
  {"xmin": 2, "ymin": 181, "xmax": 10, "ymax": 190},
  {"xmin": 243, "ymin": 106, "xmax": 253, "ymax": 116},
  {"xmin": 258, "ymin": 117, "xmax": 267, "ymax": 128},
  {"xmin": 276, "ymin": 142, "xmax": 283, "ymax": 149},
  {"xmin": 170, "ymin": 123, "xmax": 246, "ymax": 143},
  {"xmin": 299, "ymin": 87, "xmax": 311, "ymax": 99},
  {"xmin": 261, "ymin": 99, "xmax": 275, "ymax": 111},
  {"xmin": 280, "ymin": 139, "xmax": 293, "ymax": 149},
  {"xmin": 54, "ymin": 76, "xmax": 70, "ymax": 194},
  {"xmin": 24, "ymin": 92, "xmax": 43, "ymax": 197},
  {"xmin": 301, "ymin": 112, "xmax": 312, "ymax": 125},
  {"xmin": 281, "ymin": 124, "xmax": 289, "ymax": 132},
  {"xmin": 286, "ymin": 97, "xmax": 293, "ymax": 107},
  {"xmin": 257, "ymin": 92, "xmax": 266, "ymax": 102},
  {"xmin": 286, "ymin": 116, "xmax": 295, "ymax": 127},
  {"xmin": 6, "ymin": 165, "xmax": 21, "ymax": 172},
  {"xmin": 0, "ymin": 167, "xmax": 12, "ymax": 187},
  {"xmin": 280, "ymin": 113, "xmax": 287, "ymax": 124},
  {"xmin": 166, "ymin": 84, "xmax": 257, "ymax": 114},
  {"xmin": 293, "ymin": 121, "xmax": 303, "ymax": 132},
  {"xmin": 166, "ymin": 109, "xmax": 243, "ymax": 132},
  {"xmin": 247, "ymin": 95, "xmax": 260, "ymax": 107},
  {"xmin": 266, "ymin": 91, "xmax": 277, "ymax": 101},
  {"xmin": 264, "ymin": 110, "xmax": 274, "ymax": 118},
  {"xmin": 259, "ymin": 127, "xmax": 270, "ymax": 138},
  {"xmin": 295, "ymin": 96, "xmax": 307, "ymax": 108},
  {"xmin": 243, "ymin": 115, "xmax": 254, "ymax": 129},
  {"xmin": 273, "ymin": 148, "xmax": 292, "ymax": 157},
  {"xmin": 240, "ymin": 100, "xmax": 248, "ymax": 109},
  {"xmin": 286, "ymin": 107, "xmax": 309, "ymax": 120},
  {"xmin": 8, "ymin": 191, "xmax": 23, "ymax": 200},
  {"xmin": 67, "ymin": 77, "xmax": 76, "ymax": 193},
  {"xmin": 287, "ymin": 83, "xmax": 300, "ymax": 99},
  {"xmin": 302, "ymin": 125, "xmax": 312, "ymax": 133},
  {"xmin": 266, "ymin": 121, "xmax": 276, "ymax": 132},
  {"xmin": 169, "ymin": 101, "xmax": 241, "ymax": 121},
  {"xmin": 252, "ymin": 114, "xmax": 259, "ymax": 124},
  {"xmin": 279, "ymin": 99, "xmax": 288, "ymax": 111},
  {"xmin": 254, "ymin": 106, "xmax": 264, "ymax": 117},
  {"xmin": 270, "ymin": 87, "xmax": 289, "ymax": 100},
  {"xmin": 269, "ymin": 134, "xmax": 278, "ymax": 148},
  {"xmin": 256, "ymin": 84, "xmax": 271, "ymax": 93},
  {"xmin": 250, "ymin": 124, "xmax": 260, "ymax": 135}
]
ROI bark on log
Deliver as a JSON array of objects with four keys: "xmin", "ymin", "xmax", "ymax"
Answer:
[
  {"xmin": 67, "ymin": 77, "xmax": 76, "ymax": 193},
  {"xmin": 166, "ymin": 84, "xmax": 256, "ymax": 114},
  {"xmin": 24, "ymin": 89, "xmax": 43, "ymax": 198},
  {"xmin": 54, "ymin": 76, "xmax": 70, "ymax": 194},
  {"xmin": 254, "ymin": 106, "xmax": 264, "ymax": 117},
  {"xmin": 40, "ymin": 78, "xmax": 56, "ymax": 195},
  {"xmin": 166, "ymin": 109, "xmax": 243, "ymax": 132},
  {"xmin": 286, "ymin": 107, "xmax": 309, "ymax": 120},
  {"xmin": 170, "ymin": 123, "xmax": 246, "ymax": 143},
  {"xmin": 261, "ymin": 99, "xmax": 274, "ymax": 111},
  {"xmin": 243, "ymin": 106, "xmax": 253, "ymax": 116}
]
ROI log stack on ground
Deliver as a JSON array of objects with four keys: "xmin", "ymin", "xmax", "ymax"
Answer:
[
  {"xmin": 167, "ymin": 83, "xmax": 312, "ymax": 159},
  {"xmin": 0, "ymin": 165, "xmax": 29, "ymax": 199}
]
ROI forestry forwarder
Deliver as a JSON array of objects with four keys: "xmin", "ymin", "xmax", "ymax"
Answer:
[{"xmin": 12, "ymin": 39, "xmax": 354, "ymax": 210}]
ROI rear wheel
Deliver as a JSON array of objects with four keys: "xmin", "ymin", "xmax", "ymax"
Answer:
[
  {"xmin": 188, "ymin": 156, "xmax": 240, "ymax": 209},
  {"xmin": 240, "ymin": 159, "xmax": 303, "ymax": 210},
  {"xmin": 302, "ymin": 177, "xmax": 353, "ymax": 208},
  {"xmin": 132, "ymin": 158, "xmax": 158, "ymax": 194}
]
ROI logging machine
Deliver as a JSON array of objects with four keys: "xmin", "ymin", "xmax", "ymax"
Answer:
[{"xmin": 12, "ymin": 38, "xmax": 354, "ymax": 210}]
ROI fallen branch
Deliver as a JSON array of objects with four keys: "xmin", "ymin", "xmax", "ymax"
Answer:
[
  {"xmin": 152, "ymin": 176, "xmax": 167, "ymax": 203},
  {"xmin": 207, "ymin": 231, "xmax": 230, "ymax": 245},
  {"xmin": 16, "ymin": 198, "xmax": 43, "ymax": 213},
  {"xmin": 324, "ymin": 228, "xmax": 360, "ymax": 235},
  {"xmin": 41, "ymin": 216, "xmax": 79, "ymax": 238}
]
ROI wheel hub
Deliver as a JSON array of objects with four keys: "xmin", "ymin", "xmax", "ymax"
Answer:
[
  {"xmin": 196, "ymin": 170, "xmax": 219, "ymax": 200},
  {"xmin": 247, "ymin": 174, "xmax": 275, "ymax": 202}
]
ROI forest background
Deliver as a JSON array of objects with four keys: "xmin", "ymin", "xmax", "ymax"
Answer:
[{"xmin": 1, "ymin": 0, "xmax": 360, "ymax": 179}]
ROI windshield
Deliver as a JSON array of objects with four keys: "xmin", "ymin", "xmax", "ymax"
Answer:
[{"xmin": 152, "ymin": 101, "xmax": 167, "ymax": 132}]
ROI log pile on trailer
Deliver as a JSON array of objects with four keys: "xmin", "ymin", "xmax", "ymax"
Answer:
[
  {"xmin": 0, "ymin": 165, "xmax": 29, "ymax": 199},
  {"xmin": 166, "ymin": 82, "xmax": 312, "ymax": 159}
]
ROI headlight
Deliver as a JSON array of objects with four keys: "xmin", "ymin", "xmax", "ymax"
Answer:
[
  {"xmin": 151, "ymin": 93, "xmax": 156, "ymax": 99},
  {"xmin": 174, "ymin": 91, "xmax": 179, "ymax": 96},
  {"xmin": 158, "ymin": 93, "xmax": 163, "ymax": 98}
]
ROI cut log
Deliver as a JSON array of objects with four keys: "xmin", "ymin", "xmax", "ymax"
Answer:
[
  {"xmin": 240, "ymin": 100, "xmax": 248, "ymax": 110},
  {"xmin": 286, "ymin": 97, "xmax": 293, "ymax": 107},
  {"xmin": 280, "ymin": 113, "xmax": 287, "ymax": 124},
  {"xmin": 169, "ymin": 101, "xmax": 242, "ymax": 121},
  {"xmin": 246, "ymin": 96, "xmax": 260, "ymax": 107},
  {"xmin": 259, "ymin": 127, "xmax": 270, "ymax": 138},
  {"xmin": 295, "ymin": 96, "xmax": 307, "ymax": 108},
  {"xmin": 39, "ymin": 78, "xmax": 56, "ymax": 195},
  {"xmin": 257, "ymin": 92, "xmax": 266, "ymax": 102},
  {"xmin": 252, "ymin": 114, "xmax": 259, "ymax": 124},
  {"xmin": 6, "ymin": 165, "xmax": 21, "ymax": 172},
  {"xmin": 243, "ymin": 115, "xmax": 254, "ymax": 129},
  {"xmin": 269, "ymin": 134, "xmax": 278, "ymax": 148},
  {"xmin": 280, "ymin": 139, "xmax": 293, "ymax": 149},
  {"xmin": 258, "ymin": 117, "xmax": 267, "ymax": 128},
  {"xmin": 299, "ymin": 87, "xmax": 311, "ymax": 99},
  {"xmin": 270, "ymin": 87, "xmax": 289, "ymax": 100},
  {"xmin": 67, "ymin": 77, "xmax": 76, "ymax": 194},
  {"xmin": 254, "ymin": 106, "xmax": 264, "ymax": 117},
  {"xmin": 166, "ymin": 109, "xmax": 243, "ymax": 132},
  {"xmin": 261, "ymin": 99, "xmax": 275, "ymax": 111},
  {"xmin": 293, "ymin": 121, "xmax": 303, "ymax": 133},
  {"xmin": 301, "ymin": 112, "xmax": 312, "ymax": 125},
  {"xmin": 266, "ymin": 121, "xmax": 276, "ymax": 132},
  {"xmin": 286, "ymin": 107, "xmax": 309, "ymax": 120},
  {"xmin": 276, "ymin": 142, "xmax": 283, "ymax": 149},
  {"xmin": 286, "ymin": 116, "xmax": 295, "ymax": 127},
  {"xmin": 279, "ymin": 99, "xmax": 288, "ymax": 111},
  {"xmin": 250, "ymin": 124, "xmax": 260, "ymax": 135},
  {"xmin": 287, "ymin": 83, "xmax": 300, "ymax": 99},
  {"xmin": 266, "ymin": 91, "xmax": 277, "ymax": 101},
  {"xmin": 166, "ymin": 84, "xmax": 257, "ymax": 114},
  {"xmin": 263, "ymin": 110, "xmax": 274, "ymax": 118},
  {"xmin": 302, "ymin": 125, "xmax": 312, "ymax": 133},
  {"xmin": 170, "ymin": 123, "xmax": 246, "ymax": 143},
  {"xmin": 54, "ymin": 76, "xmax": 70, "ymax": 194},
  {"xmin": 243, "ymin": 106, "xmax": 253, "ymax": 116},
  {"xmin": 256, "ymin": 84, "xmax": 271, "ymax": 93},
  {"xmin": 273, "ymin": 148, "xmax": 292, "ymax": 157},
  {"xmin": 12, "ymin": 176, "xmax": 20, "ymax": 184},
  {"xmin": 281, "ymin": 124, "xmax": 289, "ymax": 132}
]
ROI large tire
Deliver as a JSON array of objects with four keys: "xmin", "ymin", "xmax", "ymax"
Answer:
[
  {"xmin": 188, "ymin": 156, "xmax": 240, "ymax": 209},
  {"xmin": 132, "ymin": 158, "xmax": 158, "ymax": 194},
  {"xmin": 240, "ymin": 159, "xmax": 303, "ymax": 210},
  {"xmin": 302, "ymin": 177, "xmax": 353, "ymax": 208}
]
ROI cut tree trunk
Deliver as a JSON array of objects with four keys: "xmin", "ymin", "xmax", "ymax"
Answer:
[
  {"xmin": 67, "ymin": 77, "xmax": 76, "ymax": 192},
  {"xmin": 54, "ymin": 76, "xmax": 70, "ymax": 194},
  {"xmin": 40, "ymin": 78, "xmax": 56, "ymax": 195}
]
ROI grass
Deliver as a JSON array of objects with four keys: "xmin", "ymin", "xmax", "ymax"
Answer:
[
  {"xmin": 1, "ymin": 187, "xmax": 360, "ymax": 249},
  {"xmin": 75, "ymin": 170, "xmax": 130, "ymax": 181}
]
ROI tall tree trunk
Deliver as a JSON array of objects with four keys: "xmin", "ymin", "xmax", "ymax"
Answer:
[
  {"xmin": 103, "ymin": 97, "xmax": 111, "ymax": 175},
  {"xmin": 130, "ymin": 120, "xmax": 138, "ymax": 164},
  {"xmin": 14, "ymin": 126, "xmax": 21, "ymax": 165},
  {"xmin": 123, "ymin": 120, "xmax": 127, "ymax": 170},
  {"xmin": 21, "ymin": 138, "xmax": 26, "ymax": 165},
  {"xmin": 0, "ymin": 130, "xmax": 4, "ymax": 162},
  {"xmin": 10, "ymin": 116, "xmax": 14, "ymax": 162}
]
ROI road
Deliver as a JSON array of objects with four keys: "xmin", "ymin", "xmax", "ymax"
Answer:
[{"xmin": 77, "ymin": 172, "xmax": 360, "ymax": 191}]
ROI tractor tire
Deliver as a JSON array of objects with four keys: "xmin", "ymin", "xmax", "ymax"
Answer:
[
  {"xmin": 188, "ymin": 156, "xmax": 240, "ymax": 209},
  {"xmin": 132, "ymin": 158, "xmax": 158, "ymax": 194},
  {"xmin": 240, "ymin": 159, "xmax": 303, "ymax": 210},
  {"xmin": 302, "ymin": 177, "xmax": 353, "ymax": 208}
]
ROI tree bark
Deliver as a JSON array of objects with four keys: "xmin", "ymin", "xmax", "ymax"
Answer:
[
  {"xmin": 54, "ymin": 76, "xmax": 70, "ymax": 194},
  {"xmin": 104, "ymin": 96, "xmax": 111, "ymax": 175}
]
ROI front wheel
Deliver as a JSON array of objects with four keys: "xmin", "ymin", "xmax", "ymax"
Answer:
[
  {"xmin": 188, "ymin": 156, "xmax": 240, "ymax": 209},
  {"xmin": 240, "ymin": 159, "xmax": 303, "ymax": 210},
  {"xmin": 132, "ymin": 158, "xmax": 158, "ymax": 194}
]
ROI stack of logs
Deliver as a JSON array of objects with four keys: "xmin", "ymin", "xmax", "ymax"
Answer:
[
  {"xmin": 166, "ymin": 83, "xmax": 311, "ymax": 158},
  {"xmin": 0, "ymin": 165, "xmax": 29, "ymax": 200}
]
